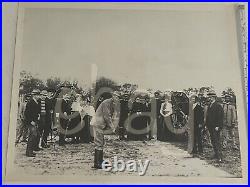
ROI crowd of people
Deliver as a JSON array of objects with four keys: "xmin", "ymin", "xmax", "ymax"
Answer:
[{"xmin": 15, "ymin": 85, "xmax": 238, "ymax": 167}]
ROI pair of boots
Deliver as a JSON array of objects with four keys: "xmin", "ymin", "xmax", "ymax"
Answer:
[{"xmin": 93, "ymin": 149, "xmax": 103, "ymax": 169}]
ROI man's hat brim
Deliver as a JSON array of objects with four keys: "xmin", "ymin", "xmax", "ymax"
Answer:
[
  {"xmin": 31, "ymin": 90, "xmax": 40, "ymax": 95},
  {"xmin": 207, "ymin": 93, "xmax": 217, "ymax": 96}
]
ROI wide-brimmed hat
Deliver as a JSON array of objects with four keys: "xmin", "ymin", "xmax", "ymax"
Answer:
[
  {"xmin": 154, "ymin": 90, "xmax": 162, "ymax": 95},
  {"xmin": 47, "ymin": 88, "xmax": 56, "ymax": 93},
  {"xmin": 31, "ymin": 89, "xmax": 40, "ymax": 95},
  {"xmin": 223, "ymin": 93, "xmax": 232, "ymax": 98},
  {"xmin": 197, "ymin": 90, "xmax": 204, "ymax": 96},
  {"xmin": 40, "ymin": 90, "xmax": 48, "ymax": 96},
  {"xmin": 25, "ymin": 93, "xmax": 31, "ymax": 99},
  {"xmin": 207, "ymin": 89, "xmax": 217, "ymax": 97}
]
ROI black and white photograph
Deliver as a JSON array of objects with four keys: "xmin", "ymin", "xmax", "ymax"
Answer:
[{"xmin": 3, "ymin": 3, "xmax": 248, "ymax": 184}]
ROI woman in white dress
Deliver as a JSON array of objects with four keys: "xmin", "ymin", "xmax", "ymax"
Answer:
[{"xmin": 79, "ymin": 96, "xmax": 95, "ymax": 143}]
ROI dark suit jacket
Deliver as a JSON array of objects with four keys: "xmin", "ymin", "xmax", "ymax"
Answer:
[
  {"xmin": 24, "ymin": 98, "xmax": 40, "ymax": 125},
  {"xmin": 131, "ymin": 102, "xmax": 144, "ymax": 113},
  {"xmin": 155, "ymin": 98, "xmax": 163, "ymax": 116},
  {"xmin": 61, "ymin": 99, "xmax": 72, "ymax": 115},
  {"xmin": 119, "ymin": 99, "xmax": 129, "ymax": 124},
  {"xmin": 145, "ymin": 102, "xmax": 151, "ymax": 112},
  {"xmin": 205, "ymin": 101, "xmax": 224, "ymax": 129},
  {"xmin": 59, "ymin": 99, "xmax": 72, "ymax": 129},
  {"xmin": 194, "ymin": 104, "xmax": 204, "ymax": 127},
  {"xmin": 40, "ymin": 98, "xmax": 55, "ymax": 124}
]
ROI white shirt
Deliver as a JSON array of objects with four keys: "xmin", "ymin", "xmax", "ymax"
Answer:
[
  {"xmin": 79, "ymin": 105, "xmax": 96, "ymax": 126},
  {"xmin": 160, "ymin": 102, "xmax": 173, "ymax": 116},
  {"xmin": 71, "ymin": 101, "xmax": 81, "ymax": 112},
  {"xmin": 193, "ymin": 103, "xmax": 198, "ymax": 110},
  {"xmin": 87, "ymin": 106, "xmax": 96, "ymax": 126}
]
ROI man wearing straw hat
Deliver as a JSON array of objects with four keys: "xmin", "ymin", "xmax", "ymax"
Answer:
[
  {"xmin": 221, "ymin": 92, "xmax": 238, "ymax": 150},
  {"xmin": 205, "ymin": 89, "xmax": 224, "ymax": 162},
  {"xmin": 25, "ymin": 89, "xmax": 41, "ymax": 157},
  {"xmin": 92, "ymin": 91, "xmax": 120, "ymax": 169}
]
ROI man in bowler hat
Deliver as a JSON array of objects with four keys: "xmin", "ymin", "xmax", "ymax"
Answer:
[{"xmin": 205, "ymin": 89, "xmax": 224, "ymax": 162}]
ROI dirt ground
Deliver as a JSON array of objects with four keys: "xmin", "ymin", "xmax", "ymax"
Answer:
[
  {"xmin": 14, "ymin": 134, "xmax": 241, "ymax": 178},
  {"xmin": 200, "ymin": 127, "xmax": 242, "ymax": 178}
]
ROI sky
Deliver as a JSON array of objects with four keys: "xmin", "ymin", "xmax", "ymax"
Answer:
[{"xmin": 21, "ymin": 6, "xmax": 241, "ymax": 94}]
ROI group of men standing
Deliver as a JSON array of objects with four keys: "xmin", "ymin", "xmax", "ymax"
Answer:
[
  {"xmin": 17, "ymin": 88, "xmax": 96, "ymax": 157},
  {"xmin": 191, "ymin": 89, "xmax": 237, "ymax": 162},
  {"xmin": 21, "ymin": 89, "xmax": 55, "ymax": 157}
]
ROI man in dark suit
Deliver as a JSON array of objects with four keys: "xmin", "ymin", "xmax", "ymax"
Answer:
[
  {"xmin": 118, "ymin": 93, "xmax": 129, "ymax": 140},
  {"xmin": 192, "ymin": 95, "xmax": 204, "ymax": 155},
  {"xmin": 145, "ymin": 96, "xmax": 153, "ymax": 140},
  {"xmin": 59, "ymin": 94, "xmax": 72, "ymax": 146},
  {"xmin": 37, "ymin": 90, "xmax": 55, "ymax": 148},
  {"xmin": 205, "ymin": 90, "xmax": 224, "ymax": 162},
  {"xmin": 25, "ymin": 89, "xmax": 41, "ymax": 157}
]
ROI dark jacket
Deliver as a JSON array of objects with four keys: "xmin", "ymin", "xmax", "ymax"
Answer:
[
  {"xmin": 145, "ymin": 102, "xmax": 151, "ymax": 112},
  {"xmin": 24, "ymin": 98, "xmax": 40, "ymax": 125},
  {"xmin": 61, "ymin": 99, "xmax": 72, "ymax": 115},
  {"xmin": 59, "ymin": 99, "xmax": 72, "ymax": 130},
  {"xmin": 40, "ymin": 98, "xmax": 54, "ymax": 122},
  {"xmin": 155, "ymin": 98, "xmax": 163, "ymax": 116},
  {"xmin": 131, "ymin": 102, "xmax": 145, "ymax": 114},
  {"xmin": 194, "ymin": 104, "xmax": 204, "ymax": 127},
  {"xmin": 119, "ymin": 99, "xmax": 129, "ymax": 124},
  {"xmin": 205, "ymin": 101, "xmax": 224, "ymax": 129}
]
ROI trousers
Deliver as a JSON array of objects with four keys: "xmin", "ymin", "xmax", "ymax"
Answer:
[
  {"xmin": 193, "ymin": 126, "xmax": 203, "ymax": 153},
  {"xmin": 39, "ymin": 116, "xmax": 51, "ymax": 146},
  {"xmin": 208, "ymin": 127, "xmax": 222, "ymax": 158},
  {"xmin": 94, "ymin": 125, "xmax": 105, "ymax": 150},
  {"xmin": 26, "ymin": 124, "xmax": 38, "ymax": 153},
  {"xmin": 16, "ymin": 118, "xmax": 28, "ymax": 143},
  {"xmin": 222, "ymin": 126, "xmax": 236, "ymax": 147}
]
